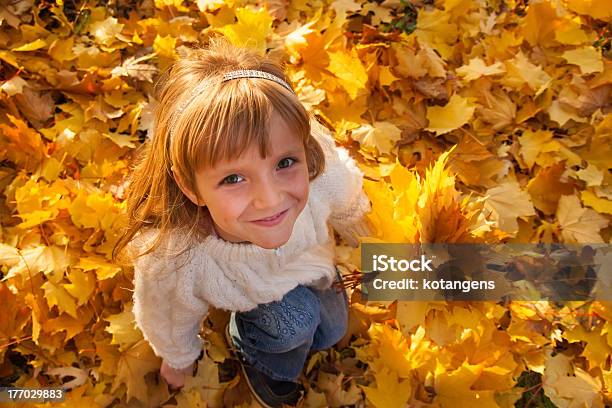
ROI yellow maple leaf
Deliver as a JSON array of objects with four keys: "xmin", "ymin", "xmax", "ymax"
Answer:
[
  {"xmin": 111, "ymin": 339, "xmax": 160, "ymax": 403},
  {"xmin": 285, "ymin": 24, "xmax": 332, "ymax": 82},
  {"xmin": 473, "ymin": 363, "xmax": 518, "ymax": 392},
  {"xmin": 95, "ymin": 339, "xmax": 121, "ymax": 377},
  {"xmin": 49, "ymin": 37, "xmax": 76, "ymax": 62},
  {"xmin": 415, "ymin": 147, "xmax": 493, "ymax": 242},
  {"xmin": 517, "ymin": 129, "xmax": 557, "ymax": 169},
  {"xmin": 14, "ymin": 179, "xmax": 70, "ymax": 229},
  {"xmin": 0, "ymin": 115, "xmax": 47, "ymax": 172},
  {"xmin": 328, "ymin": 48, "xmax": 368, "ymax": 99},
  {"xmin": 562, "ymin": 46, "xmax": 604, "ymax": 75},
  {"xmin": 41, "ymin": 281, "xmax": 78, "ymax": 318},
  {"xmin": 154, "ymin": 0, "xmax": 190, "ymax": 12},
  {"xmin": 351, "ymin": 121, "xmax": 401, "ymax": 155},
  {"xmin": 17, "ymin": 209, "xmax": 59, "ymax": 229},
  {"xmin": 40, "ymin": 157, "xmax": 63, "ymax": 182},
  {"xmin": 64, "ymin": 269, "xmax": 95, "ymax": 306},
  {"xmin": 564, "ymin": 323, "xmax": 612, "ymax": 369},
  {"xmin": 12, "ymin": 38, "xmax": 47, "ymax": 52},
  {"xmin": 415, "ymin": 8, "xmax": 457, "ymax": 59},
  {"xmin": 23, "ymin": 293, "xmax": 44, "ymax": 344},
  {"xmin": 581, "ymin": 190, "xmax": 612, "ymax": 215},
  {"xmin": 363, "ymin": 178, "xmax": 415, "ymax": 242},
  {"xmin": 284, "ymin": 19, "xmax": 317, "ymax": 59},
  {"xmin": 360, "ymin": 366, "xmax": 412, "ymax": 408},
  {"xmin": 434, "ymin": 359, "xmax": 499, "ymax": 407},
  {"xmin": 69, "ymin": 190, "xmax": 122, "ymax": 231},
  {"xmin": 153, "ymin": 34, "xmax": 178, "ymax": 60},
  {"xmin": 456, "ymin": 58, "xmax": 505, "ymax": 81},
  {"xmin": 182, "ymin": 351, "xmax": 227, "ymax": 407},
  {"xmin": 0, "ymin": 285, "xmax": 30, "ymax": 360},
  {"xmin": 174, "ymin": 389, "xmax": 208, "ymax": 407},
  {"xmin": 425, "ymin": 94, "xmax": 476, "ymax": 136},
  {"xmin": 564, "ymin": 0, "xmax": 612, "ymax": 21},
  {"xmin": 378, "ymin": 65, "xmax": 398, "ymax": 86},
  {"xmin": 76, "ymin": 255, "xmax": 122, "ymax": 280},
  {"xmin": 521, "ymin": 1, "xmax": 560, "ymax": 47},
  {"xmin": 503, "ymin": 51, "xmax": 552, "ymax": 96},
  {"xmin": 87, "ymin": 16, "xmax": 124, "ymax": 47},
  {"xmin": 105, "ymin": 306, "xmax": 143, "ymax": 351},
  {"xmin": 1, "ymin": 245, "xmax": 66, "ymax": 282},
  {"xmin": 371, "ymin": 324, "xmax": 434, "ymax": 378},
  {"xmin": 217, "ymin": 7, "xmax": 273, "ymax": 56},
  {"xmin": 555, "ymin": 17, "xmax": 594, "ymax": 45},
  {"xmin": 43, "ymin": 309, "xmax": 92, "ymax": 342}
]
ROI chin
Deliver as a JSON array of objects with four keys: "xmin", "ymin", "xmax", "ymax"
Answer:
[
  {"xmin": 256, "ymin": 237, "xmax": 290, "ymax": 249},
  {"xmin": 252, "ymin": 230, "xmax": 292, "ymax": 249}
]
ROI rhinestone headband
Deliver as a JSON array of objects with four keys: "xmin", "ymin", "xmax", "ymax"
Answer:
[{"xmin": 168, "ymin": 69, "xmax": 295, "ymax": 141}]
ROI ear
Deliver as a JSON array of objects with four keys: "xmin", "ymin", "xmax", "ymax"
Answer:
[{"xmin": 171, "ymin": 166, "xmax": 205, "ymax": 207}]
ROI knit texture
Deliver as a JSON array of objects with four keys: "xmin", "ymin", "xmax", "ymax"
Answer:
[{"xmin": 130, "ymin": 119, "xmax": 372, "ymax": 369}]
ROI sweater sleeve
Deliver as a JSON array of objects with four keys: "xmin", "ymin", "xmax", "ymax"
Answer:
[
  {"xmin": 130, "ymin": 234, "xmax": 209, "ymax": 370},
  {"xmin": 310, "ymin": 119, "xmax": 373, "ymax": 247}
]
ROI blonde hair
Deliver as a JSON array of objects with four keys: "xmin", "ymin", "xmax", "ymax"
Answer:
[{"xmin": 112, "ymin": 37, "xmax": 325, "ymax": 266}]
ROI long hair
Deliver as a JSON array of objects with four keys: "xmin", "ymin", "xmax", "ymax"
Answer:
[{"xmin": 112, "ymin": 36, "xmax": 326, "ymax": 266}]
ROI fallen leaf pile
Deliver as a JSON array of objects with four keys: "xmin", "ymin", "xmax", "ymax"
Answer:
[{"xmin": 0, "ymin": 0, "xmax": 611, "ymax": 406}]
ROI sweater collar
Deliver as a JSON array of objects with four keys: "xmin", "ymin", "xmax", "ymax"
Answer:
[{"xmin": 198, "ymin": 220, "xmax": 289, "ymax": 262}]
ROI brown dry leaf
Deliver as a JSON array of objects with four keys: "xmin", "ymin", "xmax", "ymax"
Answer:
[
  {"xmin": 484, "ymin": 180, "xmax": 536, "ymax": 234},
  {"xmin": 526, "ymin": 162, "xmax": 575, "ymax": 215},
  {"xmin": 556, "ymin": 194, "xmax": 608, "ymax": 243},
  {"xmin": 316, "ymin": 371, "xmax": 363, "ymax": 407}
]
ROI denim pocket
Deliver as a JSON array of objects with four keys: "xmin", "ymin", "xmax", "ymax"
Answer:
[{"xmin": 237, "ymin": 286, "xmax": 320, "ymax": 353}]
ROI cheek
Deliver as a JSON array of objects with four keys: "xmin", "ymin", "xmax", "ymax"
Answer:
[
  {"xmin": 207, "ymin": 193, "xmax": 248, "ymax": 223},
  {"xmin": 289, "ymin": 167, "xmax": 310, "ymax": 201}
]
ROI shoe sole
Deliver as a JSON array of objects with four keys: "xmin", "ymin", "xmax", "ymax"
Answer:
[{"xmin": 224, "ymin": 323, "xmax": 302, "ymax": 408}]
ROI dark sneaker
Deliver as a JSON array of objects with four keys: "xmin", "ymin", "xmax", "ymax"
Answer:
[{"xmin": 225, "ymin": 323, "xmax": 305, "ymax": 408}]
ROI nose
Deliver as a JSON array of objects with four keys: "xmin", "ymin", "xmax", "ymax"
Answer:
[{"xmin": 252, "ymin": 175, "xmax": 283, "ymax": 211}]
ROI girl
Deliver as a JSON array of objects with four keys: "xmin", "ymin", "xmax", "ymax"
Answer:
[{"xmin": 113, "ymin": 37, "xmax": 373, "ymax": 407}]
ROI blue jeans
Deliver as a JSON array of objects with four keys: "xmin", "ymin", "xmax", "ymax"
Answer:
[{"xmin": 228, "ymin": 268, "xmax": 349, "ymax": 382}]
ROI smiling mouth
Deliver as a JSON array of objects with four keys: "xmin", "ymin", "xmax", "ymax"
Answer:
[{"xmin": 254, "ymin": 209, "xmax": 288, "ymax": 222}]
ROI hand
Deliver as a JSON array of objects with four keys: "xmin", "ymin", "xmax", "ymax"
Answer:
[{"xmin": 160, "ymin": 360, "xmax": 194, "ymax": 390}]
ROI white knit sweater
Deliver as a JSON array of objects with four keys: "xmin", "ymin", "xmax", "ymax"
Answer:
[{"xmin": 130, "ymin": 120, "xmax": 372, "ymax": 369}]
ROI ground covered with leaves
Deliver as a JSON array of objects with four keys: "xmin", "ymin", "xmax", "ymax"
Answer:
[{"xmin": 0, "ymin": 0, "xmax": 611, "ymax": 406}]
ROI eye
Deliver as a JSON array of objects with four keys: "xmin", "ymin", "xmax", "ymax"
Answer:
[
  {"xmin": 220, "ymin": 174, "xmax": 244, "ymax": 185},
  {"xmin": 277, "ymin": 157, "xmax": 297, "ymax": 169}
]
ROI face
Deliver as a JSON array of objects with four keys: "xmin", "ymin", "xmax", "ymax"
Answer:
[{"xmin": 176, "ymin": 110, "xmax": 310, "ymax": 249}]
